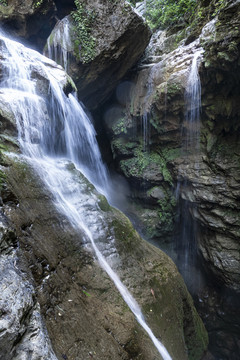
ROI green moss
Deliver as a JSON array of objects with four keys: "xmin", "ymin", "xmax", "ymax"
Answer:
[
  {"xmin": 0, "ymin": 169, "xmax": 6, "ymax": 190},
  {"xmin": 71, "ymin": 0, "xmax": 96, "ymax": 63},
  {"xmin": 97, "ymin": 194, "xmax": 111, "ymax": 212},
  {"xmin": 167, "ymin": 82, "xmax": 182, "ymax": 97},
  {"xmin": 174, "ymin": 29, "xmax": 187, "ymax": 47},
  {"xmin": 111, "ymin": 138, "xmax": 137, "ymax": 158},
  {"xmin": 217, "ymin": 51, "xmax": 231, "ymax": 62},
  {"xmin": 0, "ymin": 143, "xmax": 9, "ymax": 153},
  {"xmin": 119, "ymin": 145, "xmax": 173, "ymax": 185},
  {"xmin": 63, "ymin": 75, "xmax": 77, "ymax": 95},
  {"xmin": 157, "ymin": 189, "xmax": 176, "ymax": 231},
  {"xmin": 149, "ymin": 108, "xmax": 166, "ymax": 134},
  {"xmin": 0, "ymin": 141, "xmax": 9, "ymax": 190},
  {"xmin": 183, "ymin": 301, "xmax": 209, "ymax": 360},
  {"xmin": 161, "ymin": 147, "xmax": 182, "ymax": 161},
  {"xmin": 111, "ymin": 210, "xmax": 140, "ymax": 252}
]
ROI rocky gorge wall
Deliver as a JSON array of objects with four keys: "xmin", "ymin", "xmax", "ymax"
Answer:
[
  {"xmin": 0, "ymin": 1, "xmax": 209, "ymax": 359},
  {"xmin": 1, "ymin": 0, "xmax": 240, "ymax": 358},
  {"xmin": 101, "ymin": 0, "xmax": 240, "ymax": 295}
]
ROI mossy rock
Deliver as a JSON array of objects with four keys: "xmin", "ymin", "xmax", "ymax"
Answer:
[
  {"xmin": 119, "ymin": 146, "xmax": 173, "ymax": 185},
  {"xmin": 2, "ymin": 154, "xmax": 208, "ymax": 360}
]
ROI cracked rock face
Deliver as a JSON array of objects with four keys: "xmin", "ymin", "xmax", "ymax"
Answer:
[
  {"xmin": 102, "ymin": 1, "xmax": 240, "ymax": 292},
  {"xmin": 0, "ymin": 211, "xmax": 58, "ymax": 360}
]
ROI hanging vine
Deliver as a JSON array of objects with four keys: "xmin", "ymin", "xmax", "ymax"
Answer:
[{"xmin": 71, "ymin": 0, "xmax": 96, "ymax": 63}]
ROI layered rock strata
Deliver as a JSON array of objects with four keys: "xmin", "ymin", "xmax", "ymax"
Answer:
[{"xmin": 102, "ymin": 1, "xmax": 240, "ymax": 293}]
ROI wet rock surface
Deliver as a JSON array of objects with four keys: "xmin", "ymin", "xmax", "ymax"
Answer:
[
  {"xmin": 0, "ymin": 32, "xmax": 208, "ymax": 359},
  {"xmin": 99, "ymin": 2, "xmax": 240, "ymax": 359},
  {"xmin": 45, "ymin": 0, "xmax": 151, "ymax": 109},
  {"xmin": 0, "ymin": 155, "xmax": 208, "ymax": 360},
  {"xmin": 0, "ymin": 210, "xmax": 58, "ymax": 360},
  {"xmin": 196, "ymin": 286, "xmax": 240, "ymax": 360},
  {"xmin": 102, "ymin": 1, "xmax": 240, "ymax": 294}
]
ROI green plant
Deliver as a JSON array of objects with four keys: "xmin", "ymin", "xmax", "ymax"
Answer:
[
  {"xmin": 129, "ymin": 0, "xmax": 197, "ymax": 30},
  {"xmin": 33, "ymin": 0, "xmax": 44, "ymax": 9},
  {"xmin": 0, "ymin": 0, "xmax": 8, "ymax": 6},
  {"xmin": 112, "ymin": 118, "xmax": 127, "ymax": 135},
  {"xmin": 71, "ymin": 0, "xmax": 96, "ymax": 63},
  {"xmin": 82, "ymin": 289, "xmax": 91, "ymax": 297},
  {"xmin": 212, "ymin": 0, "xmax": 227, "ymax": 17}
]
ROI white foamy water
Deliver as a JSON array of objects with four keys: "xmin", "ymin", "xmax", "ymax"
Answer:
[{"xmin": 185, "ymin": 49, "xmax": 203, "ymax": 150}]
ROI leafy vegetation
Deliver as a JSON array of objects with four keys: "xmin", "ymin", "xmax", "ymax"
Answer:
[
  {"xmin": 212, "ymin": 0, "xmax": 227, "ymax": 16},
  {"xmin": 33, "ymin": 0, "xmax": 44, "ymax": 8},
  {"xmin": 71, "ymin": 0, "xmax": 96, "ymax": 63},
  {"xmin": 129, "ymin": 0, "xmax": 197, "ymax": 30},
  {"xmin": 0, "ymin": 0, "xmax": 8, "ymax": 6}
]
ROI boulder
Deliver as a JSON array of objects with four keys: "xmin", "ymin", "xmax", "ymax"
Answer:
[{"xmin": 45, "ymin": 0, "xmax": 151, "ymax": 109}]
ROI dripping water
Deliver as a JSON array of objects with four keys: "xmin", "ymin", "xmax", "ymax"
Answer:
[
  {"xmin": 142, "ymin": 68, "xmax": 154, "ymax": 152},
  {"xmin": 0, "ymin": 31, "xmax": 172, "ymax": 360},
  {"xmin": 176, "ymin": 49, "xmax": 203, "ymax": 291}
]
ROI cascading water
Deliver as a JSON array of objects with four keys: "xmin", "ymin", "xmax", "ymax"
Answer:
[
  {"xmin": 176, "ymin": 49, "xmax": 203, "ymax": 289},
  {"xmin": 45, "ymin": 16, "xmax": 72, "ymax": 72},
  {"xmin": 184, "ymin": 50, "xmax": 203, "ymax": 151},
  {"xmin": 0, "ymin": 31, "xmax": 172, "ymax": 360}
]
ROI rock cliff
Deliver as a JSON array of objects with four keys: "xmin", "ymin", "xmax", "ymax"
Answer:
[
  {"xmin": 0, "ymin": 27, "xmax": 208, "ymax": 360},
  {"xmin": 102, "ymin": 0, "xmax": 240, "ymax": 295}
]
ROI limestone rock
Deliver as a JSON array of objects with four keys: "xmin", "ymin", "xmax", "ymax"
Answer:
[
  {"xmin": 45, "ymin": 0, "xmax": 151, "ymax": 109},
  {"xmin": 101, "ymin": 2, "xmax": 240, "ymax": 293}
]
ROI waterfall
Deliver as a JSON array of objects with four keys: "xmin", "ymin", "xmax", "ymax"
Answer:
[
  {"xmin": 142, "ymin": 111, "xmax": 150, "ymax": 151},
  {"xmin": 176, "ymin": 49, "xmax": 203, "ymax": 289},
  {"xmin": 0, "ymin": 31, "xmax": 172, "ymax": 360},
  {"xmin": 142, "ymin": 68, "xmax": 154, "ymax": 151},
  {"xmin": 45, "ymin": 16, "xmax": 72, "ymax": 72},
  {"xmin": 184, "ymin": 50, "xmax": 203, "ymax": 151}
]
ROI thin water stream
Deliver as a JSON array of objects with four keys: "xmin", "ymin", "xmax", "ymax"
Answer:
[
  {"xmin": 0, "ymin": 31, "xmax": 172, "ymax": 360},
  {"xmin": 175, "ymin": 49, "xmax": 204, "ymax": 289}
]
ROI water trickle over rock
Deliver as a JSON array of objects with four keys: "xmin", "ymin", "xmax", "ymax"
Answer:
[
  {"xmin": 44, "ymin": 0, "xmax": 151, "ymax": 109},
  {"xmin": 0, "ymin": 30, "xmax": 208, "ymax": 360}
]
